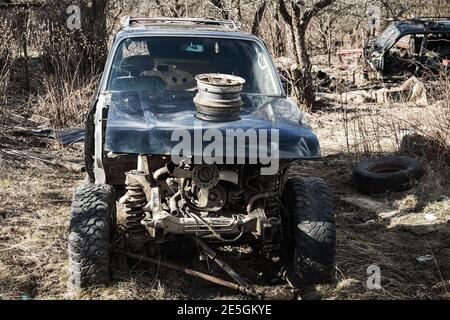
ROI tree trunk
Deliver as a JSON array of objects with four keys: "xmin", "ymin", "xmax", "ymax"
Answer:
[
  {"xmin": 277, "ymin": 0, "xmax": 334, "ymax": 109},
  {"xmin": 251, "ymin": 1, "xmax": 267, "ymax": 36},
  {"xmin": 85, "ymin": 0, "xmax": 109, "ymax": 71},
  {"xmin": 295, "ymin": 20, "xmax": 315, "ymax": 109},
  {"xmin": 287, "ymin": 7, "xmax": 315, "ymax": 109},
  {"xmin": 235, "ymin": 0, "xmax": 243, "ymax": 21}
]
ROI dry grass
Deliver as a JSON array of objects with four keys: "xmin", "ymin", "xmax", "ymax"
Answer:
[
  {"xmin": 304, "ymin": 79, "xmax": 450, "ymax": 299},
  {"xmin": 0, "ymin": 163, "xmax": 76, "ymax": 298},
  {"xmin": 0, "ymin": 96, "xmax": 449, "ymax": 300},
  {"xmin": 290, "ymin": 155, "xmax": 449, "ymax": 300}
]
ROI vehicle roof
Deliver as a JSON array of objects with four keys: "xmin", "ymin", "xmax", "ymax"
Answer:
[
  {"xmin": 114, "ymin": 18, "xmax": 260, "ymax": 43},
  {"xmin": 392, "ymin": 19, "xmax": 450, "ymax": 34},
  {"xmin": 371, "ymin": 18, "xmax": 450, "ymax": 51}
]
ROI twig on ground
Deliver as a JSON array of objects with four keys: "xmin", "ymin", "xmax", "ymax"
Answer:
[
  {"xmin": 0, "ymin": 149, "xmax": 85, "ymax": 173},
  {"xmin": 425, "ymin": 240, "xmax": 448, "ymax": 295}
]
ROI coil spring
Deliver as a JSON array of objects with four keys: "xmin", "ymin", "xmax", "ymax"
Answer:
[{"xmin": 124, "ymin": 183, "xmax": 148, "ymax": 251}]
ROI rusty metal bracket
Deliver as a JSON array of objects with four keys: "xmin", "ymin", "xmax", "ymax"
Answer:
[
  {"xmin": 116, "ymin": 250, "xmax": 260, "ymax": 298},
  {"xmin": 192, "ymin": 237, "xmax": 254, "ymax": 291}
]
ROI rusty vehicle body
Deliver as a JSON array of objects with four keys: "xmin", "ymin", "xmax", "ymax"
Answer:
[
  {"xmin": 364, "ymin": 18, "xmax": 450, "ymax": 80},
  {"xmin": 68, "ymin": 18, "xmax": 336, "ymax": 293}
]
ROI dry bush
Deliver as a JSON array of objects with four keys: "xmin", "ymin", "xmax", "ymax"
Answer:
[
  {"xmin": 0, "ymin": 2, "xmax": 109, "ymax": 128},
  {"xmin": 30, "ymin": 72, "xmax": 100, "ymax": 127},
  {"xmin": 0, "ymin": 17, "xmax": 15, "ymax": 124},
  {"xmin": 343, "ymin": 67, "xmax": 449, "ymax": 158},
  {"xmin": 344, "ymin": 101, "xmax": 450, "ymax": 164},
  {"xmin": 28, "ymin": 4, "xmax": 104, "ymax": 127},
  {"xmin": 396, "ymin": 71, "xmax": 450, "ymax": 165},
  {"xmin": 343, "ymin": 107, "xmax": 403, "ymax": 157},
  {"xmin": 37, "ymin": 1, "xmax": 108, "ymax": 75}
]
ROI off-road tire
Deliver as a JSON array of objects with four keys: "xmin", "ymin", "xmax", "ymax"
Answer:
[
  {"xmin": 353, "ymin": 156, "xmax": 423, "ymax": 194},
  {"xmin": 68, "ymin": 184, "xmax": 116, "ymax": 289},
  {"xmin": 284, "ymin": 178, "xmax": 336, "ymax": 286}
]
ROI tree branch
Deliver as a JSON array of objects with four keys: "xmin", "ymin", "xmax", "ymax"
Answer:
[
  {"xmin": 210, "ymin": 0, "xmax": 230, "ymax": 19},
  {"xmin": 278, "ymin": 0, "xmax": 293, "ymax": 26},
  {"xmin": 303, "ymin": 0, "xmax": 335, "ymax": 23}
]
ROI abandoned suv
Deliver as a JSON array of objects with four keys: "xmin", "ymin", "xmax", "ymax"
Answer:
[{"xmin": 69, "ymin": 18, "xmax": 335, "ymax": 293}]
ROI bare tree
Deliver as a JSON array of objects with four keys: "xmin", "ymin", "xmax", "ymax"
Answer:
[
  {"xmin": 379, "ymin": 0, "xmax": 408, "ymax": 20},
  {"xmin": 210, "ymin": 0, "xmax": 230, "ymax": 19},
  {"xmin": 278, "ymin": 0, "xmax": 335, "ymax": 109},
  {"xmin": 316, "ymin": 13, "xmax": 333, "ymax": 66}
]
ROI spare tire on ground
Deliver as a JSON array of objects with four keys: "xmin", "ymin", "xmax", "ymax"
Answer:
[{"xmin": 353, "ymin": 156, "xmax": 423, "ymax": 194}]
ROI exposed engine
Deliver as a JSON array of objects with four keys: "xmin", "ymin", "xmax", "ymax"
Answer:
[{"xmin": 119, "ymin": 156, "xmax": 284, "ymax": 248}]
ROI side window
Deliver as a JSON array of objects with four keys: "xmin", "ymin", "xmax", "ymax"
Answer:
[
  {"xmin": 251, "ymin": 45, "xmax": 277, "ymax": 94},
  {"xmin": 392, "ymin": 35, "xmax": 414, "ymax": 58},
  {"xmin": 109, "ymin": 40, "xmax": 158, "ymax": 91},
  {"xmin": 425, "ymin": 33, "xmax": 450, "ymax": 58},
  {"xmin": 394, "ymin": 35, "xmax": 411, "ymax": 50},
  {"xmin": 110, "ymin": 40, "xmax": 150, "ymax": 78}
]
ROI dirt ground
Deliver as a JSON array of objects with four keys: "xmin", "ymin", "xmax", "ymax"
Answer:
[{"xmin": 0, "ymin": 103, "xmax": 449, "ymax": 300}]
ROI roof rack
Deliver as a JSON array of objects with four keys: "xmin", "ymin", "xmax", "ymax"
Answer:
[
  {"xmin": 415, "ymin": 16, "xmax": 450, "ymax": 20},
  {"xmin": 0, "ymin": 0, "xmax": 43, "ymax": 8},
  {"xmin": 122, "ymin": 17, "xmax": 240, "ymax": 31},
  {"xmin": 407, "ymin": 16, "xmax": 450, "ymax": 23}
]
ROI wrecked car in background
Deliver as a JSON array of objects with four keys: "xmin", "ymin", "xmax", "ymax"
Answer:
[{"xmin": 364, "ymin": 18, "xmax": 450, "ymax": 80}]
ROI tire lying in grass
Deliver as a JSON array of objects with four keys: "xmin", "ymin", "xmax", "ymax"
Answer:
[
  {"xmin": 353, "ymin": 156, "xmax": 424, "ymax": 194},
  {"xmin": 68, "ymin": 184, "xmax": 116, "ymax": 289},
  {"xmin": 283, "ymin": 178, "xmax": 336, "ymax": 286}
]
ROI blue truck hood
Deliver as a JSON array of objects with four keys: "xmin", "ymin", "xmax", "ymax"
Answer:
[{"xmin": 104, "ymin": 91, "xmax": 321, "ymax": 159}]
